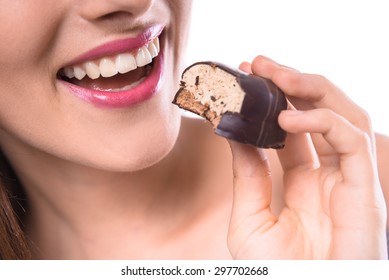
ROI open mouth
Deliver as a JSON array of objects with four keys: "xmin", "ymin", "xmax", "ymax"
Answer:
[{"xmin": 58, "ymin": 36, "xmax": 160, "ymax": 92}]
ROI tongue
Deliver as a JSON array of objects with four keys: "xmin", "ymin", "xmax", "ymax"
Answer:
[{"xmin": 70, "ymin": 66, "xmax": 147, "ymax": 91}]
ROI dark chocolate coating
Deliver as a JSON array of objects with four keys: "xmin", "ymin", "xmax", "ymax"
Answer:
[
  {"xmin": 176, "ymin": 62, "xmax": 288, "ymax": 149},
  {"xmin": 215, "ymin": 64, "xmax": 287, "ymax": 148}
]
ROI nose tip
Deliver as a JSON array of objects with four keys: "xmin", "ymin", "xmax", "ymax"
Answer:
[{"xmin": 79, "ymin": 0, "xmax": 153, "ymax": 22}]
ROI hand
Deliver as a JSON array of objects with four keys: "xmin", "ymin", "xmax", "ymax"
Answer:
[{"xmin": 227, "ymin": 56, "xmax": 388, "ymax": 259}]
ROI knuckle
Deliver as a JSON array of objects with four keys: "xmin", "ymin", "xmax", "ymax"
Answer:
[
  {"xmin": 353, "ymin": 107, "xmax": 373, "ymax": 132},
  {"xmin": 344, "ymin": 121, "xmax": 372, "ymax": 150},
  {"xmin": 312, "ymin": 73, "xmax": 330, "ymax": 83},
  {"xmin": 310, "ymin": 74, "xmax": 334, "ymax": 100},
  {"xmin": 319, "ymin": 107, "xmax": 337, "ymax": 119},
  {"xmin": 310, "ymin": 74, "xmax": 332, "ymax": 88},
  {"xmin": 313, "ymin": 108, "xmax": 339, "ymax": 132},
  {"xmin": 356, "ymin": 130, "xmax": 372, "ymax": 150}
]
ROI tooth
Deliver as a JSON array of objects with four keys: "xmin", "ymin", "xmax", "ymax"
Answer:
[
  {"xmin": 115, "ymin": 53, "xmax": 137, "ymax": 74},
  {"xmin": 147, "ymin": 42, "xmax": 158, "ymax": 58},
  {"xmin": 65, "ymin": 37, "xmax": 160, "ymax": 80},
  {"xmin": 136, "ymin": 46, "xmax": 152, "ymax": 67},
  {"xmin": 85, "ymin": 62, "xmax": 100, "ymax": 79},
  {"xmin": 74, "ymin": 66, "xmax": 86, "ymax": 80},
  {"xmin": 99, "ymin": 58, "xmax": 118, "ymax": 78},
  {"xmin": 153, "ymin": 37, "xmax": 160, "ymax": 52},
  {"xmin": 64, "ymin": 67, "xmax": 75, "ymax": 79}
]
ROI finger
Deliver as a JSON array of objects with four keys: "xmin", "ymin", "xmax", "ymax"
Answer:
[
  {"xmin": 276, "ymin": 103, "xmax": 320, "ymax": 172},
  {"xmin": 238, "ymin": 61, "xmax": 252, "ymax": 73},
  {"xmin": 250, "ymin": 55, "xmax": 375, "ymax": 162},
  {"xmin": 240, "ymin": 58, "xmax": 320, "ymax": 171},
  {"xmin": 240, "ymin": 57, "xmax": 297, "ymax": 75},
  {"xmin": 279, "ymin": 109, "xmax": 376, "ymax": 186},
  {"xmin": 249, "ymin": 56, "xmax": 336, "ymax": 159},
  {"xmin": 250, "ymin": 55, "xmax": 299, "ymax": 79},
  {"xmin": 227, "ymin": 140, "xmax": 275, "ymax": 257},
  {"xmin": 250, "ymin": 56, "xmax": 373, "ymax": 138},
  {"xmin": 249, "ymin": 56, "xmax": 315, "ymax": 110},
  {"xmin": 277, "ymin": 72, "xmax": 376, "ymax": 160},
  {"xmin": 275, "ymin": 70, "xmax": 375, "ymax": 159},
  {"xmin": 277, "ymin": 124, "xmax": 320, "ymax": 172},
  {"xmin": 273, "ymin": 70, "xmax": 373, "ymax": 136},
  {"xmin": 228, "ymin": 141, "xmax": 275, "ymax": 224},
  {"xmin": 281, "ymin": 108, "xmax": 387, "ymax": 259}
]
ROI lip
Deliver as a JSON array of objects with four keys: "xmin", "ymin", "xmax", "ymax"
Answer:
[
  {"xmin": 65, "ymin": 24, "xmax": 164, "ymax": 66},
  {"xmin": 61, "ymin": 51, "xmax": 163, "ymax": 108},
  {"xmin": 59, "ymin": 25, "xmax": 164, "ymax": 108}
]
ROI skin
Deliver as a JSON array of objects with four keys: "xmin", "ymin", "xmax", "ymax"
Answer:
[
  {"xmin": 0, "ymin": 1, "xmax": 387, "ymax": 259},
  {"xmin": 232, "ymin": 57, "xmax": 388, "ymax": 259}
]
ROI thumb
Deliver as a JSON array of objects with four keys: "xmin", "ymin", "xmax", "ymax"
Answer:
[{"xmin": 228, "ymin": 140, "xmax": 275, "ymax": 232}]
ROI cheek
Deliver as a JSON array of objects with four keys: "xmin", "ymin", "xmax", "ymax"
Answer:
[
  {"xmin": 0, "ymin": 2, "xmax": 63, "ymax": 69},
  {"xmin": 0, "ymin": 4, "xmax": 63, "ymax": 129},
  {"xmin": 167, "ymin": 0, "xmax": 193, "ymax": 69}
]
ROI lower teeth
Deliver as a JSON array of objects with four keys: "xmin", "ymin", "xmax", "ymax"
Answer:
[{"xmin": 105, "ymin": 77, "xmax": 146, "ymax": 92}]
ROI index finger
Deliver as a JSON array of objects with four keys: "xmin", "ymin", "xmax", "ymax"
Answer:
[{"xmin": 250, "ymin": 56, "xmax": 373, "ymax": 137}]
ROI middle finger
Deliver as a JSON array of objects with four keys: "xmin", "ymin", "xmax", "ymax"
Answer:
[{"xmin": 250, "ymin": 56, "xmax": 373, "ymax": 137}]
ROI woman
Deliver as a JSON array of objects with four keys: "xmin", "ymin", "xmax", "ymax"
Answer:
[{"xmin": 0, "ymin": 0, "xmax": 387, "ymax": 259}]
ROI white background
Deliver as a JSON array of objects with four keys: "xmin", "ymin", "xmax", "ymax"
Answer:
[{"xmin": 186, "ymin": 0, "xmax": 389, "ymax": 134}]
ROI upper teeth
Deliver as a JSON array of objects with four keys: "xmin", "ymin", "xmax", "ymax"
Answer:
[{"xmin": 62, "ymin": 37, "xmax": 160, "ymax": 80}]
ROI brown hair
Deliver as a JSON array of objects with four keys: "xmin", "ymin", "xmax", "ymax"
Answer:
[{"xmin": 0, "ymin": 151, "xmax": 31, "ymax": 259}]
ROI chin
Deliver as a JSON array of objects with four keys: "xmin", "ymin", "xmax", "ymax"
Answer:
[{"xmin": 70, "ymin": 106, "xmax": 182, "ymax": 173}]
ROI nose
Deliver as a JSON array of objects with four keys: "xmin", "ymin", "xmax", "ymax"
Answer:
[{"xmin": 78, "ymin": 0, "xmax": 153, "ymax": 22}]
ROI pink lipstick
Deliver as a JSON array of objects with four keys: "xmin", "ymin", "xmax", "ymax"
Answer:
[
  {"xmin": 58, "ymin": 25, "xmax": 164, "ymax": 108},
  {"xmin": 66, "ymin": 25, "xmax": 163, "ymax": 66}
]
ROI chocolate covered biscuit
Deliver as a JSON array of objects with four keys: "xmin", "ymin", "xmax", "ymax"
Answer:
[{"xmin": 173, "ymin": 62, "xmax": 287, "ymax": 149}]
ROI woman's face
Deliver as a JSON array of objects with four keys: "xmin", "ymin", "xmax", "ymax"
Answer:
[{"xmin": 0, "ymin": 0, "xmax": 192, "ymax": 171}]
